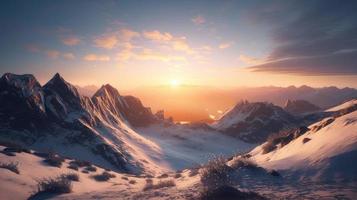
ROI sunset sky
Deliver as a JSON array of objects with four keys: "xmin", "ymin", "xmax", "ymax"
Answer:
[{"xmin": 0, "ymin": 0, "xmax": 357, "ymax": 89}]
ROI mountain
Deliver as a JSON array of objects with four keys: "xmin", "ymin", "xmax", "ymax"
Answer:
[
  {"xmin": 249, "ymin": 99, "xmax": 357, "ymax": 181},
  {"xmin": 75, "ymin": 84, "xmax": 98, "ymax": 97},
  {"xmin": 0, "ymin": 73, "xmax": 164, "ymax": 174},
  {"xmin": 211, "ymin": 100, "xmax": 298, "ymax": 143},
  {"xmin": 284, "ymin": 99, "xmax": 320, "ymax": 115},
  {"xmin": 128, "ymin": 84, "xmax": 357, "ymax": 122}
]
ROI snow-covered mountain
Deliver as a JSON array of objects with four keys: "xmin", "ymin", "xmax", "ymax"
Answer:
[
  {"xmin": 249, "ymin": 99, "xmax": 357, "ymax": 181},
  {"xmin": 0, "ymin": 73, "xmax": 165, "ymax": 174},
  {"xmin": 284, "ymin": 99, "xmax": 320, "ymax": 115},
  {"xmin": 211, "ymin": 100, "xmax": 298, "ymax": 143}
]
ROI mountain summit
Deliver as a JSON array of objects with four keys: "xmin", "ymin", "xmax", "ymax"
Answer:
[{"xmin": 212, "ymin": 100, "xmax": 297, "ymax": 143}]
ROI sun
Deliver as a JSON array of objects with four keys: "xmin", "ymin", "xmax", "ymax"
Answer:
[{"xmin": 170, "ymin": 79, "xmax": 181, "ymax": 87}]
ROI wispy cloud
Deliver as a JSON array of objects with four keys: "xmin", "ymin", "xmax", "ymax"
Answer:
[
  {"xmin": 191, "ymin": 15, "xmax": 206, "ymax": 25},
  {"xmin": 46, "ymin": 50, "xmax": 60, "ymax": 59},
  {"xmin": 63, "ymin": 52, "xmax": 75, "ymax": 59},
  {"xmin": 83, "ymin": 54, "xmax": 110, "ymax": 61},
  {"xmin": 245, "ymin": 0, "xmax": 357, "ymax": 75},
  {"xmin": 239, "ymin": 54, "xmax": 264, "ymax": 65},
  {"xmin": 219, "ymin": 42, "xmax": 233, "ymax": 49},
  {"xmin": 62, "ymin": 36, "xmax": 81, "ymax": 46},
  {"xmin": 94, "ymin": 28, "xmax": 139, "ymax": 49},
  {"xmin": 143, "ymin": 30, "xmax": 195, "ymax": 54},
  {"xmin": 143, "ymin": 30, "xmax": 173, "ymax": 41},
  {"xmin": 94, "ymin": 35, "xmax": 118, "ymax": 49}
]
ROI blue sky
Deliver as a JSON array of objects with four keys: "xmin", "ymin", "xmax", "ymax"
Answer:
[{"xmin": 0, "ymin": 0, "xmax": 356, "ymax": 88}]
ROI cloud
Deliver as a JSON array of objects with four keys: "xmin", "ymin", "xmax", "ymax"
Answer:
[
  {"xmin": 239, "ymin": 54, "xmax": 264, "ymax": 65},
  {"xmin": 63, "ymin": 52, "xmax": 75, "ymax": 59},
  {"xmin": 143, "ymin": 30, "xmax": 173, "ymax": 41},
  {"xmin": 245, "ymin": 0, "xmax": 357, "ymax": 75},
  {"xmin": 192, "ymin": 15, "xmax": 206, "ymax": 25},
  {"xmin": 83, "ymin": 54, "xmax": 110, "ymax": 61},
  {"xmin": 94, "ymin": 35, "xmax": 118, "ymax": 49},
  {"xmin": 120, "ymin": 28, "xmax": 140, "ymax": 41},
  {"xmin": 143, "ymin": 30, "xmax": 195, "ymax": 54},
  {"xmin": 94, "ymin": 28, "xmax": 140, "ymax": 49},
  {"xmin": 135, "ymin": 49, "xmax": 186, "ymax": 62},
  {"xmin": 62, "ymin": 36, "xmax": 81, "ymax": 46},
  {"xmin": 46, "ymin": 50, "xmax": 60, "ymax": 59},
  {"xmin": 219, "ymin": 42, "xmax": 233, "ymax": 49}
]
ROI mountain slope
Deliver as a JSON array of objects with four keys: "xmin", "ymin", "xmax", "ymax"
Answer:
[
  {"xmin": 211, "ymin": 101, "xmax": 298, "ymax": 143},
  {"xmin": 0, "ymin": 73, "xmax": 163, "ymax": 175},
  {"xmin": 250, "ymin": 99, "xmax": 357, "ymax": 181},
  {"xmin": 284, "ymin": 99, "xmax": 320, "ymax": 115}
]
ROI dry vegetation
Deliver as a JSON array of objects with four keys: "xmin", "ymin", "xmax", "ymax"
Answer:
[
  {"xmin": 143, "ymin": 179, "xmax": 176, "ymax": 191},
  {"xmin": 0, "ymin": 161, "xmax": 19, "ymax": 174}
]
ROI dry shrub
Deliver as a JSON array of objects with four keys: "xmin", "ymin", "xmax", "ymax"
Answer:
[
  {"xmin": 200, "ymin": 156, "xmax": 232, "ymax": 191},
  {"xmin": 0, "ymin": 162, "xmax": 19, "ymax": 174},
  {"xmin": 143, "ymin": 179, "xmax": 176, "ymax": 191}
]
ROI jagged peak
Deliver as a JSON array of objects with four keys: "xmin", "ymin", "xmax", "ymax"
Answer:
[
  {"xmin": 44, "ymin": 73, "xmax": 80, "ymax": 98},
  {"xmin": 93, "ymin": 83, "xmax": 120, "ymax": 99},
  {"xmin": 1, "ymin": 73, "xmax": 38, "ymax": 83},
  {"xmin": 45, "ymin": 73, "xmax": 67, "ymax": 86},
  {"xmin": 1, "ymin": 73, "xmax": 41, "ymax": 90}
]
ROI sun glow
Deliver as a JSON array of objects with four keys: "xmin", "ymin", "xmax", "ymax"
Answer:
[{"xmin": 170, "ymin": 79, "xmax": 181, "ymax": 87}]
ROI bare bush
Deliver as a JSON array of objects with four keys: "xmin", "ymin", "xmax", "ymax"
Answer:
[
  {"xmin": 230, "ymin": 157, "xmax": 258, "ymax": 170},
  {"xmin": 143, "ymin": 179, "xmax": 176, "ymax": 191},
  {"xmin": 43, "ymin": 153, "xmax": 64, "ymax": 168},
  {"xmin": 174, "ymin": 173, "xmax": 182, "ymax": 178},
  {"xmin": 200, "ymin": 156, "xmax": 232, "ymax": 190},
  {"xmin": 63, "ymin": 173, "xmax": 79, "ymax": 182},
  {"xmin": 199, "ymin": 185, "xmax": 266, "ymax": 200},
  {"xmin": 92, "ymin": 171, "xmax": 116, "ymax": 182},
  {"xmin": 0, "ymin": 162, "xmax": 19, "ymax": 174},
  {"xmin": 157, "ymin": 173, "xmax": 169, "ymax": 178},
  {"xmin": 33, "ymin": 175, "xmax": 72, "ymax": 196},
  {"xmin": 84, "ymin": 165, "xmax": 97, "ymax": 172},
  {"xmin": 69, "ymin": 160, "xmax": 91, "ymax": 167}
]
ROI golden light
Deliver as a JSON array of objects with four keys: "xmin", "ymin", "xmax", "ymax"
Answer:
[{"xmin": 170, "ymin": 79, "xmax": 180, "ymax": 87}]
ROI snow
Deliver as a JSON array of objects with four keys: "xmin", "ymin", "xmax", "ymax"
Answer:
[
  {"xmin": 326, "ymin": 99, "xmax": 357, "ymax": 112},
  {"xmin": 250, "ymin": 110, "xmax": 357, "ymax": 180},
  {"xmin": 136, "ymin": 124, "xmax": 254, "ymax": 170}
]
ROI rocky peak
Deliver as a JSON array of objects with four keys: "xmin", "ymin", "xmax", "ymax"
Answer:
[
  {"xmin": 284, "ymin": 99, "xmax": 320, "ymax": 115},
  {"xmin": 44, "ymin": 73, "xmax": 80, "ymax": 100},
  {"xmin": 0, "ymin": 73, "xmax": 42, "ymax": 97}
]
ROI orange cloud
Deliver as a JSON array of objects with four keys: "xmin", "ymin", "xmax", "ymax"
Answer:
[
  {"xmin": 84, "ymin": 54, "xmax": 110, "ymax": 61},
  {"xmin": 46, "ymin": 50, "xmax": 60, "ymax": 59},
  {"xmin": 94, "ymin": 28, "xmax": 139, "ymax": 49},
  {"xmin": 135, "ymin": 49, "xmax": 186, "ymax": 62},
  {"xmin": 62, "ymin": 36, "xmax": 81, "ymax": 46},
  {"xmin": 143, "ymin": 30, "xmax": 195, "ymax": 54},
  {"xmin": 94, "ymin": 35, "xmax": 118, "ymax": 49},
  {"xmin": 120, "ymin": 28, "xmax": 140, "ymax": 41},
  {"xmin": 239, "ymin": 54, "xmax": 264, "ymax": 65},
  {"xmin": 143, "ymin": 30, "xmax": 173, "ymax": 41},
  {"xmin": 63, "ymin": 52, "xmax": 75, "ymax": 59},
  {"xmin": 192, "ymin": 15, "xmax": 206, "ymax": 25},
  {"xmin": 219, "ymin": 42, "xmax": 233, "ymax": 49}
]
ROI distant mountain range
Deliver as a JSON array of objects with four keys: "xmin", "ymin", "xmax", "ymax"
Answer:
[{"xmin": 127, "ymin": 85, "xmax": 357, "ymax": 122}]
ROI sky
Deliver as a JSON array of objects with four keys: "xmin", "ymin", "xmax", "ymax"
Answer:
[{"xmin": 0, "ymin": 0, "xmax": 357, "ymax": 89}]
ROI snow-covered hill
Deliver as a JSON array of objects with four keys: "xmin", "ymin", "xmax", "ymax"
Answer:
[
  {"xmin": 211, "ymin": 100, "xmax": 298, "ymax": 143},
  {"xmin": 249, "ymin": 99, "xmax": 357, "ymax": 181}
]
